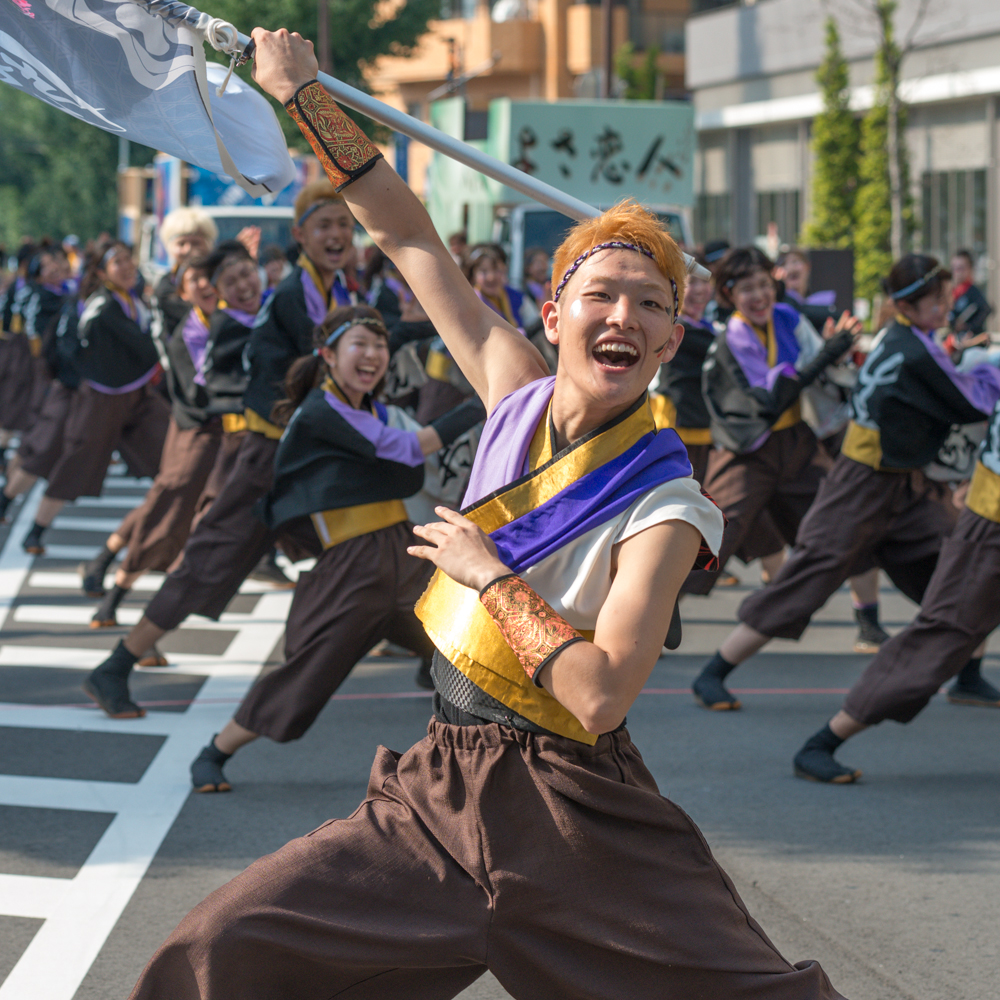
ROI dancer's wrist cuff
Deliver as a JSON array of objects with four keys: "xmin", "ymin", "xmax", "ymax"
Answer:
[
  {"xmin": 479, "ymin": 574, "xmax": 585, "ymax": 684},
  {"xmin": 285, "ymin": 81, "xmax": 383, "ymax": 191}
]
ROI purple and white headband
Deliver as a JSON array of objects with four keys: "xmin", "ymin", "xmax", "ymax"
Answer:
[{"xmin": 552, "ymin": 241, "xmax": 679, "ymax": 318}]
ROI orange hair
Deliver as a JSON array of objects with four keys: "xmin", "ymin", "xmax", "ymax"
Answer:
[
  {"xmin": 293, "ymin": 180, "xmax": 347, "ymax": 225},
  {"xmin": 551, "ymin": 199, "xmax": 686, "ymax": 317}
]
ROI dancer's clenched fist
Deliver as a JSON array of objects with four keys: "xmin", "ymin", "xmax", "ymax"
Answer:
[{"xmin": 250, "ymin": 28, "xmax": 318, "ymax": 105}]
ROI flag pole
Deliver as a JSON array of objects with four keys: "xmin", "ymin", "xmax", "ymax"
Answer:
[{"xmin": 128, "ymin": 3, "xmax": 707, "ymax": 276}]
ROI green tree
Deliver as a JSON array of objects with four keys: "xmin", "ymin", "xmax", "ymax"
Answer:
[
  {"xmin": 201, "ymin": 0, "xmax": 440, "ymax": 143},
  {"xmin": 614, "ymin": 43, "xmax": 661, "ymax": 101},
  {"xmin": 801, "ymin": 18, "xmax": 859, "ymax": 250}
]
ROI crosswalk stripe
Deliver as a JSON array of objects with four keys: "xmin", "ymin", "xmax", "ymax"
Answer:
[
  {"xmin": 0, "ymin": 874, "xmax": 71, "ymax": 921},
  {"xmin": 50, "ymin": 516, "xmax": 123, "ymax": 533},
  {"xmin": 35, "ymin": 544, "xmax": 102, "ymax": 561},
  {"xmin": 0, "ymin": 774, "xmax": 134, "ymax": 813},
  {"xmin": 0, "ymin": 645, "xmax": 263, "ymax": 679},
  {"xmin": 65, "ymin": 496, "xmax": 142, "ymax": 509},
  {"xmin": 11, "ymin": 605, "xmax": 281, "ymax": 629},
  {"xmin": 27, "ymin": 570, "xmax": 288, "ymax": 595}
]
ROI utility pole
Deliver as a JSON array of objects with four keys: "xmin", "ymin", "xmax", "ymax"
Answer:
[
  {"xmin": 601, "ymin": 0, "xmax": 613, "ymax": 98},
  {"xmin": 318, "ymin": 0, "xmax": 333, "ymax": 75}
]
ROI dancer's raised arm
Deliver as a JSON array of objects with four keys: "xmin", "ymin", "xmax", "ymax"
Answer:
[{"xmin": 250, "ymin": 28, "xmax": 548, "ymax": 411}]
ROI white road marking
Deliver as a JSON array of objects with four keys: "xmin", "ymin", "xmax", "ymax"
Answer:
[
  {"xmin": 35, "ymin": 545, "xmax": 101, "ymax": 561},
  {"xmin": 0, "ymin": 874, "xmax": 70, "ymax": 920},
  {"xmin": 50, "ymin": 517, "xmax": 124, "ymax": 533},
  {"xmin": 65, "ymin": 496, "xmax": 144, "ymax": 508},
  {"xmin": 0, "ymin": 645, "xmax": 265, "ymax": 679},
  {"xmin": 27, "ymin": 571, "xmax": 288, "ymax": 595},
  {"xmin": 0, "ymin": 478, "xmax": 297, "ymax": 1000},
  {"xmin": 11, "ymin": 605, "xmax": 283, "ymax": 630}
]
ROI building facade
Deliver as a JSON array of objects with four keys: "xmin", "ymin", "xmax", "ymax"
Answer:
[
  {"xmin": 687, "ymin": 0, "xmax": 1000, "ymax": 303},
  {"xmin": 367, "ymin": 0, "xmax": 689, "ymax": 200}
]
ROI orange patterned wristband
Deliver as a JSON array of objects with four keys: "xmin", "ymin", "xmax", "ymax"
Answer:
[
  {"xmin": 480, "ymin": 574, "xmax": 584, "ymax": 684},
  {"xmin": 284, "ymin": 81, "xmax": 383, "ymax": 191}
]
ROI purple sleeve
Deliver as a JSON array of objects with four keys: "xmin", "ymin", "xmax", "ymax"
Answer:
[
  {"xmin": 324, "ymin": 392, "xmax": 424, "ymax": 466},
  {"xmin": 912, "ymin": 327, "xmax": 1000, "ymax": 416},
  {"xmin": 181, "ymin": 311, "xmax": 210, "ymax": 386}
]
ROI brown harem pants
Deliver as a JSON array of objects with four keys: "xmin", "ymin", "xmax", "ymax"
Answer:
[
  {"xmin": 740, "ymin": 457, "xmax": 957, "ymax": 641},
  {"xmin": 45, "ymin": 382, "xmax": 170, "ymax": 500},
  {"xmin": 843, "ymin": 507, "xmax": 1000, "ymax": 725},
  {"xmin": 234, "ymin": 521, "xmax": 434, "ymax": 742},
  {"xmin": 129, "ymin": 721, "xmax": 844, "ymax": 1000},
  {"xmin": 685, "ymin": 422, "xmax": 829, "ymax": 594},
  {"xmin": 18, "ymin": 381, "xmax": 74, "ymax": 478},
  {"xmin": 116, "ymin": 417, "xmax": 223, "ymax": 575},
  {"xmin": 142, "ymin": 431, "xmax": 318, "ymax": 630}
]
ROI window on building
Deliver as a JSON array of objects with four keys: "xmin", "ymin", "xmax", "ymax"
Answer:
[
  {"xmin": 920, "ymin": 169, "xmax": 987, "ymax": 261},
  {"xmin": 696, "ymin": 193, "xmax": 731, "ymax": 245},
  {"xmin": 756, "ymin": 190, "xmax": 800, "ymax": 246}
]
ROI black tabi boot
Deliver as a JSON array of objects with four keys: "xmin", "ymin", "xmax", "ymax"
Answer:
[
  {"xmin": 946, "ymin": 658, "xmax": 1000, "ymax": 708},
  {"xmin": 793, "ymin": 724, "xmax": 862, "ymax": 783},
  {"xmin": 91, "ymin": 584, "xmax": 130, "ymax": 628},
  {"xmin": 692, "ymin": 652, "xmax": 742, "ymax": 710},
  {"xmin": 83, "ymin": 640, "xmax": 144, "ymax": 719},
  {"xmin": 853, "ymin": 604, "xmax": 890, "ymax": 653},
  {"xmin": 21, "ymin": 521, "xmax": 47, "ymax": 555},
  {"xmin": 0, "ymin": 491, "xmax": 13, "ymax": 524},
  {"xmin": 137, "ymin": 643, "xmax": 169, "ymax": 668},
  {"xmin": 190, "ymin": 736, "xmax": 233, "ymax": 793},
  {"xmin": 80, "ymin": 546, "xmax": 117, "ymax": 597}
]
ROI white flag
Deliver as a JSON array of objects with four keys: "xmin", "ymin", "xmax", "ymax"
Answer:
[{"xmin": 0, "ymin": 0, "xmax": 295, "ymax": 196}]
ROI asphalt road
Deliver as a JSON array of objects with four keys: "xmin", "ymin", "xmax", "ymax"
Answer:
[{"xmin": 0, "ymin": 471, "xmax": 997, "ymax": 1000}]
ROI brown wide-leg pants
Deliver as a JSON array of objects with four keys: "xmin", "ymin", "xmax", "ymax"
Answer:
[
  {"xmin": 129, "ymin": 721, "xmax": 844, "ymax": 1000},
  {"xmin": 234, "ymin": 521, "xmax": 434, "ymax": 742},
  {"xmin": 740, "ymin": 457, "xmax": 957, "ymax": 641},
  {"xmin": 844, "ymin": 507, "xmax": 1000, "ymax": 725},
  {"xmin": 685, "ymin": 422, "xmax": 829, "ymax": 594},
  {"xmin": 115, "ymin": 417, "xmax": 223, "ymax": 575},
  {"xmin": 143, "ymin": 431, "xmax": 318, "ymax": 630},
  {"xmin": 17, "ymin": 380, "xmax": 75, "ymax": 478},
  {"xmin": 45, "ymin": 382, "xmax": 170, "ymax": 500}
]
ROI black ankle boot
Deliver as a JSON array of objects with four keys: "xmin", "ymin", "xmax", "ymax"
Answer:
[
  {"xmin": 853, "ymin": 604, "xmax": 890, "ymax": 653},
  {"xmin": 946, "ymin": 658, "xmax": 1000, "ymax": 707},
  {"xmin": 80, "ymin": 547, "xmax": 117, "ymax": 597},
  {"xmin": 692, "ymin": 652, "xmax": 741, "ymax": 710},
  {"xmin": 22, "ymin": 521, "xmax": 47, "ymax": 555},
  {"xmin": 793, "ymin": 724, "xmax": 861, "ymax": 783},
  {"xmin": 91, "ymin": 584, "xmax": 130, "ymax": 628},
  {"xmin": 191, "ymin": 736, "xmax": 233, "ymax": 792},
  {"xmin": 83, "ymin": 641, "xmax": 143, "ymax": 718}
]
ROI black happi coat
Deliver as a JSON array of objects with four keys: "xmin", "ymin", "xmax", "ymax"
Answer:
[
  {"xmin": 23, "ymin": 283, "xmax": 68, "ymax": 345},
  {"xmin": 76, "ymin": 289, "xmax": 159, "ymax": 389},
  {"xmin": 949, "ymin": 283, "xmax": 992, "ymax": 336},
  {"xmin": 167, "ymin": 309, "xmax": 252, "ymax": 429},
  {"xmin": 259, "ymin": 387, "xmax": 424, "ymax": 531},
  {"xmin": 851, "ymin": 319, "xmax": 998, "ymax": 469},
  {"xmin": 47, "ymin": 299, "xmax": 82, "ymax": 389},
  {"xmin": 151, "ymin": 270, "xmax": 191, "ymax": 343},
  {"xmin": 657, "ymin": 318, "xmax": 715, "ymax": 430},
  {"xmin": 243, "ymin": 267, "xmax": 317, "ymax": 422}
]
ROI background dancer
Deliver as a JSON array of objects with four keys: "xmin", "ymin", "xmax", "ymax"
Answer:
[
  {"xmin": 694, "ymin": 254, "xmax": 1000, "ymax": 712},
  {"xmin": 190, "ymin": 306, "xmax": 483, "ymax": 791},
  {"xmin": 793, "ymin": 395, "xmax": 1000, "ymax": 783},
  {"xmin": 83, "ymin": 185, "xmax": 360, "ymax": 718},
  {"xmin": 129, "ymin": 31, "xmax": 845, "ymax": 1000},
  {"xmin": 8, "ymin": 243, "xmax": 171, "ymax": 556},
  {"xmin": 682, "ymin": 247, "xmax": 861, "ymax": 603},
  {"xmin": 84, "ymin": 246, "xmax": 248, "ymax": 627}
]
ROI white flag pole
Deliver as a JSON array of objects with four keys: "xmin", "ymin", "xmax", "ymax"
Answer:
[{"xmin": 131, "ymin": 1, "xmax": 709, "ymax": 277}]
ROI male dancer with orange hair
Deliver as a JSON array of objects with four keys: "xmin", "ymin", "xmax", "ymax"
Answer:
[{"xmin": 128, "ymin": 28, "xmax": 846, "ymax": 1000}]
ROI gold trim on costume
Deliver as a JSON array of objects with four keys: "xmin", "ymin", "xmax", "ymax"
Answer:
[
  {"xmin": 297, "ymin": 255, "xmax": 331, "ymax": 310},
  {"xmin": 841, "ymin": 421, "xmax": 883, "ymax": 469},
  {"xmin": 244, "ymin": 408, "xmax": 285, "ymax": 440},
  {"xmin": 967, "ymin": 461, "xmax": 1000, "ymax": 523},
  {"xmin": 425, "ymin": 349, "xmax": 453, "ymax": 382},
  {"xmin": 416, "ymin": 395, "xmax": 656, "ymax": 744},
  {"xmin": 732, "ymin": 311, "xmax": 801, "ymax": 432},
  {"xmin": 311, "ymin": 499, "xmax": 409, "ymax": 549},
  {"xmin": 648, "ymin": 394, "xmax": 711, "ymax": 444},
  {"xmin": 221, "ymin": 413, "xmax": 248, "ymax": 433}
]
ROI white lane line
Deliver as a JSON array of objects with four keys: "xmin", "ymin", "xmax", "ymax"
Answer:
[
  {"xmin": 0, "ymin": 874, "xmax": 71, "ymax": 920},
  {"xmin": 0, "ymin": 645, "xmax": 264, "ymax": 679},
  {"xmin": 0, "ymin": 483, "xmax": 44, "ymax": 617},
  {"xmin": 0, "ymin": 775, "xmax": 133, "ymax": 813},
  {"xmin": 50, "ymin": 517, "xmax": 123, "ymax": 533},
  {"xmin": 65, "ymin": 496, "xmax": 142, "ymax": 509},
  {"xmin": 27, "ymin": 571, "xmax": 287, "ymax": 595},
  {"xmin": 11, "ymin": 606, "xmax": 280, "ymax": 630},
  {"xmin": 0, "ymin": 589, "xmax": 294, "ymax": 1000},
  {"xmin": 0, "ymin": 704, "xmax": 180, "ymax": 736},
  {"xmin": 35, "ymin": 545, "xmax": 101, "ymax": 561}
]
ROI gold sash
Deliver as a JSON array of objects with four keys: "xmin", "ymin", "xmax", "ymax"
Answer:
[
  {"xmin": 967, "ymin": 461, "xmax": 1000, "ymax": 523},
  {"xmin": 244, "ymin": 408, "xmax": 284, "ymax": 440},
  {"xmin": 312, "ymin": 500, "xmax": 408, "ymax": 549},
  {"xmin": 415, "ymin": 397, "xmax": 657, "ymax": 744},
  {"xmin": 648, "ymin": 394, "xmax": 713, "ymax": 445}
]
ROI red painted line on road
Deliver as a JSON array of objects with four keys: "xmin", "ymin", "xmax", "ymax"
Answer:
[{"xmin": 0, "ymin": 687, "xmax": 857, "ymax": 712}]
